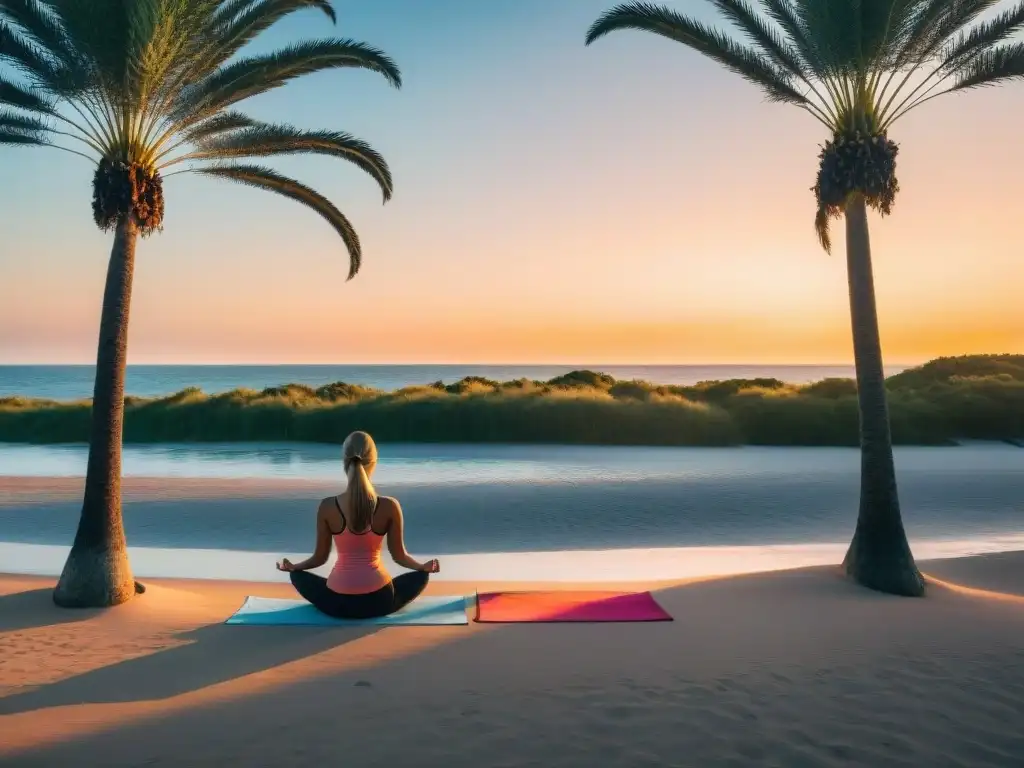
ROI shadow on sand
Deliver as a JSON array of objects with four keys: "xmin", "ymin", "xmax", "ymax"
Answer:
[
  {"xmin": 0, "ymin": 587, "xmax": 95, "ymax": 633},
  {"xmin": 4, "ymin": 559, "xmax": 1024, "ymax": 767},
  {"xmin": 0, "ymin": 618, "xmax": 381, "ymax": 716},
  {"xmin": 921, "ymin": 551, "xmax": 1024, "ymax": 599},
  {"xmin": 1, "ymin": 571, "xmax": 878, "ymax": 717}
]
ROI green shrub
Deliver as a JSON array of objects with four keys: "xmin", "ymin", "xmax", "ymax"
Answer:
[
  {"xmin": 801, "ymin": 378, "xmax": 858, "ymax": 398},
  {"xmin": 1, "ymin": 355, "xmax": 1021, "ymax": 446}
]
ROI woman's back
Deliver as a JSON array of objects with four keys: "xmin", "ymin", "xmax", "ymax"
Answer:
[
  {"xmin": 280, "ymin": 430, "xmax": 438, "ymax": 619},
  {"xmin": 325, "ymin": 495, "xmax": 392, "ymax": 594}
]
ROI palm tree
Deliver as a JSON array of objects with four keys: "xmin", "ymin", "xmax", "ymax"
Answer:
[
  {"xmin": 586, "ymin": 1, "xmax": 1024, "ymax": 596},
  {"xmin": 0, "ymin": 0, "xmax": 400, "ymax": 607}
]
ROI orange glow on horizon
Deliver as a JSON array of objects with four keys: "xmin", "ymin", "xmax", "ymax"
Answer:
[{"xmin": 4, "ymin": 315, "xmax": 1015, "ymax": 366}]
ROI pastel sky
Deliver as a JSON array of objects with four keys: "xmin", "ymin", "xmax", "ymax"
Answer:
[{"xmin": 1, "ymin": 0, "xmax": 1021, "ymax": 365}]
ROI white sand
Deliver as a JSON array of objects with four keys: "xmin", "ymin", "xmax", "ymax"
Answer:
[{"xmin": 2, "ymin": 552, "xmax": 1024, "ymax": 767}]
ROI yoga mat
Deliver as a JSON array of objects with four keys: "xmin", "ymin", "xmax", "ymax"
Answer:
[
  {"xmin": 226, "ymin": 595, "xmax": 469, "ymax": 626},
  {"xmin": 474, "ymin": 590, "xmax": 673, "ymax": 623}
]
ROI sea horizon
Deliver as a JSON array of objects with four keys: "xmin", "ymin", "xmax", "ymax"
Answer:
[{"xmin": 0, "ymin": 362, "xmax": 916, "ymax": 400}]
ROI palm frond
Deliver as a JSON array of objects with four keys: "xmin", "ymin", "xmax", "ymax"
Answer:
[
  {"xmin": 865, "ymin": 0, "xmax": 928, "ymax": 68},
  {"xmin": 0, "ymin": 103, "xmax": 43, "ymax": 126},
  {"xmin": 0, "ymin": 19, "xmax": 69, "ymax": 87},
  {"xmin": 873, "ymin": 1, "xmax": 979, "ymax": 124},
  {"xmin": 174, "ymin": 122, "xmax": 393, "ymax": 201},
  {"xmin": 0, "ymin": 0, "xmax": 76, "ymax": 65},
  {"xmin": 175, "ymin": 0, "xmax": 339, "ymax": 117},
  {"xmin": 710, "ymin": 0, "xmax": 806, "ymax": 76},
  {"xmin": 213, "ymin": 0, "xmax": 336, "ymax": 64},
  {"xmin": 814, "ymin": 204, "xmax": 832, "ymax": 254},
  {"xmin": 785, "ymin": 0, "xmax": 915, "ymax": 76},
  {"xmin": 790, "ymin": 0, "xmax": 863, "ymax": 75},
  {"xmin": 0, "ymin": 125, "xmax": 45, "ymax": 142},
  {"xmin": 585, "ymin": 2, "xmax": 811, "ymax": 107},
  {"xmin": 884, "ymin": 6, "xmax": 1024, "ymax": 123},
  {"xmin": 759, "ymin": 0, "xmax": 827, "ymax": 75},
  {"xmin": 41, "ymin": 0, "xmax": 132, "ymax": 92},
  {"xmin": 195, "ymin": 163, "xmax": 363, "ymax": 279},
  {"xmin": 901, "ymin": 0, "xmax": 997, "ymax": 64},
  {"xmin": 949, "ymin": 40, "xmax": 1024, "ymax": 90},
  {"xmin": 172, "ymin": 38, "xmax": 402, "ymax": 127},
  {"xmin": 0, "ymin": 71, "xmax": 53, "ymax": 113},
  {"xmin": 212, "ymin": 0, "xmax": 257, "ymax": 22},
  {"xmin": 133, "ymin": 1, "xmax": 243, "ymax": 143},
  {"xmin": 939, "ymin": 1, "xmax": 1024, "ymax": 71},
  {"xmin": 2, "ymin": 0, "xmax": 397, "ymax": 276},
  {"xmin": 216, "ymin": 0, "xmax": 335, "ymax": 23},
  {"xmin": 182, "ymin": 110, "xmax": 256, "ymax": 142},
  {"xmin": 0, "ymin": 102, "xmax": 49, "ymax": 144},
  {"xmin": 895, "ymin": 0, "xmax": 955, "ymax": 62},
  {"xmin": 712, "ymin": 0, "xmax": 845, "ymax": 122}
]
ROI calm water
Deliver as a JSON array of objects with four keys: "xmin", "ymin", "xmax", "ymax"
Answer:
[
  {"xmin": 0, "ymin": 363, "xmax": 900, "ymax": 400},
  {"xmin": 1, "ymin": 442, "xmax": 1020, "ymax": 560}
]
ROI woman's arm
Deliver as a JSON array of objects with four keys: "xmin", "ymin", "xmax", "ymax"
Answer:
[
  {"xmin": 285, "ymin": 505, "xmax": 332, "ymax": 572},
  {"xmin": 386, "ymin": 499, "xmax": 436, "ymax": 572}
]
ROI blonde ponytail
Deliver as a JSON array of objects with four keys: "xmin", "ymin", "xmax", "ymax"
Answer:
[
  {"xmin": 342, "ymin": 431, "xmax": 379, "ymax": 532},
  {"xmin": 346, "ymin": 459, "xmax": 378, "ymax": 532}
]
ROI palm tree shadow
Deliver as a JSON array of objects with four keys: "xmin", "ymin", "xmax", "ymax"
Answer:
[
  {"xmin": 8, "ymin": 567, "xmax": 958, "ymax": 767},
  {"xmin": 922, "ymin": 552, "xmax": 1024, "ymax": 599},
  {"xmin": 0, "ymin": 588, "xmax": 95, "ymax": 633},
  {"xmin": 0, "ymin": 621, "xmax": 380, "ymax": 716}
]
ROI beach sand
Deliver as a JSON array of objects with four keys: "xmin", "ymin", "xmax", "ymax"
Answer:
[
  {"xmin": 2, "ymin": 552, "xmax": 1024, "ymax": 767},
  {"xmin": 0, "ymin": 475, "xmax": 335, "ymax": 504}
]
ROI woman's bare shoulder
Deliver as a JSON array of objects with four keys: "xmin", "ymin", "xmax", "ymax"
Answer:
[
  {"xmin": 319, "ymin": 495, "xmax": 345, "ymax": 532},
  {"xmin": 376, "ymin": 494, "xmax": 401, "ymax": 509},
  {"xmin": 317, "ymin": 495, "xmax": 343, "ymax": 520},
  {"xmin": 376, "ymin": 495, "xmax": 402, "ymax": 518}
]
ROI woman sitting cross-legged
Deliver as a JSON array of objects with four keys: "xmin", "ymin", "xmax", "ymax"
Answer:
[{"xmin": 277, "ymin": 431, "xmax": 440, "ymax": 619}]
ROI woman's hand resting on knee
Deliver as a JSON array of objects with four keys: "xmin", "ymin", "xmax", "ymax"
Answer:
[
  {"xmin": 420, "ymin": 558, "xmax": 440, "ymax": 573},
  {"xmin": 276, "ymin": 558, "xmax": 296, "ymax": 572}
]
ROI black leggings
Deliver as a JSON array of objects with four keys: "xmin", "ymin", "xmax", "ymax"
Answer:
[{"xmin": 289, "ymin": 570, "xmax": 430, "ymax": 620}]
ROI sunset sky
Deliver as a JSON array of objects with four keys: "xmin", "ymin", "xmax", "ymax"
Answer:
[{"xmin": 1, "ymin": 0, "xmax": 1021, "ymax": 365}]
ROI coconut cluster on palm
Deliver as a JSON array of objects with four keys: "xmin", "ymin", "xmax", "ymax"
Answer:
[
  {"xmin": 586, "ymin": 0, "xmax": 1024, "ymax": 596},
  {"xmin": 1, "ymin": 0, "xmax": 400, "ymax": 607}
]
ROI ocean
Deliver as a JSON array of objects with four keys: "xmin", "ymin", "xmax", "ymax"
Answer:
[
  {"xmin": 3, "ymin": 362, "xmax": 1019, "ymax": 585},
  {"xmin": 0, "ymin": 363, "xmax": 899, "ymax": 400},
  {"xmin": 1, "ymin": 441, "xmax": 1022, "ymax": 583}
]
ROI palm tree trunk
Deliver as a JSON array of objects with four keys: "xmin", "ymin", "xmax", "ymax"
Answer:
[
  {"xmin": 841, "ymin": 194, "xmax": 924, "ymax": 597},
  {"xmin": 52, "ymin": 217, "xmax": 143, "ymax": 607}
]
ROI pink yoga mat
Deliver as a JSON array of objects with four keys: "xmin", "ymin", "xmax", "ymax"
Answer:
[{"xmin": 474, "ymin": 590, "xmax": 673, "ymax": 623}]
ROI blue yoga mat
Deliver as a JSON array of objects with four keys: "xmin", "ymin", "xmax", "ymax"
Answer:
[{"xmin": 225, "ymin": 595, "xmax": 470, "ymax": 626}]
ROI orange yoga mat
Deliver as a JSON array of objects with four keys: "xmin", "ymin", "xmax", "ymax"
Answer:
[{"xmin": 474, "ymin": 590, "xmax": 673, "ymax": 623}]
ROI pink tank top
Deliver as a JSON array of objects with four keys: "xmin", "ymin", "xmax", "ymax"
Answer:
[{"xmin": 326, "ymin": 497, "xmax": 391, "ymax": 595}]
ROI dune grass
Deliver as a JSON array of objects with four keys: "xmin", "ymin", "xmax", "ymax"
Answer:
[{"xmin": 1, "ymin": 355, "xmax": 1021, "ymax": 447}]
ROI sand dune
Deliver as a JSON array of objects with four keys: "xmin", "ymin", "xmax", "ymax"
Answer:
[{"xmin": 1, "ymin": 553, "xmax": 1023, "ymax": 767}]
